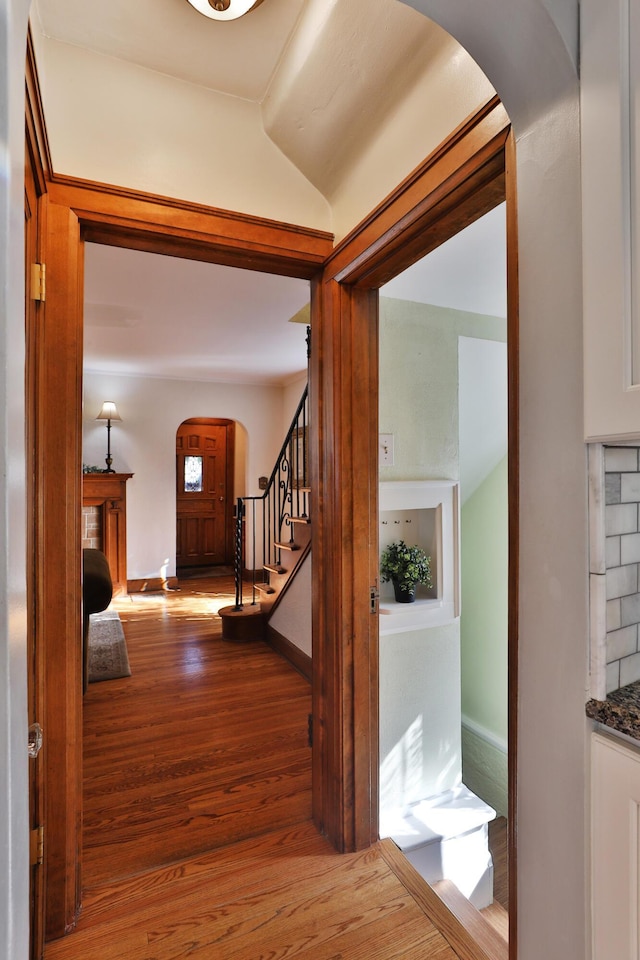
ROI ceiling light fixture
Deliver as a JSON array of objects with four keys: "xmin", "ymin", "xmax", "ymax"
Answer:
[{"xmin": 185, "ymin": 0, "xmax": 264, "ymax": 21}]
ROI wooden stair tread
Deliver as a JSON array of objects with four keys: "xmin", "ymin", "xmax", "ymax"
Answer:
[
  {"xmin": 254, "ymin": 582, "xmax": 276, "ymax": 595},
  {"xmin": 264, "ymin": 563, "xmax": 286, "ymax": 574},
  {"xmin": 274, "ymin": 541, "xmax": 300, "ymax": 552},
  {"xmin": 289, "ymin": 515, "xmax": 310, "ymax": 525}
]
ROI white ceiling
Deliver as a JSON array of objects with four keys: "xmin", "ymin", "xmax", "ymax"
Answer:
[
  {"xmin": 85, "ymin": 205, "xmax": 506, "ymax": 383},
  {"xmin": 84, "ymin": 245, "xmax": 311, "ymax": 385},
  {"xmin": 382, "ymin": 203, "xmax": 506, "ymax": 319},
  {"xmin": 32, "ymin": 0, "xmax": 306, "ymax": 102},
  {"xmin": 39, "ymin": 0, "xmax": 504, "ymax": 382},
  {"xmin": 83, "ymin": 203, "xmax": 505, "ymax": 383},
  {"xmin": 31, "ymin": 0, "xmax": 450, "ymax": 202}
]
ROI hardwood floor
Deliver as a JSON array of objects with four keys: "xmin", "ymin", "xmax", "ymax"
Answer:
[
  {"xmin": 82, "ymin": 575, "xmax": 312, "ymax": 886},
  {"xmin": 45, "ymin": 822, "xmax": 464, "ymax": 960},
  {"xmin": 44, "ymin": 574, "xmax": 500, "ymax": 959}
]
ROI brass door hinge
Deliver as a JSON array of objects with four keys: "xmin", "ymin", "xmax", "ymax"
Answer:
[
  {"xmin": 30, "ymin": 262, "xmax": 46, "ymax": 302},
  {"xmin": 30, "ymin": 825, "xmax": 44, "ymax": 867}
]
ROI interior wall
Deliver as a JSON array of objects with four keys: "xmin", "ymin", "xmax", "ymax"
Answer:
[
  {"xmin": 82, "ymin": 372, "xmax": 289, "ymax": 580},
  {"xmin": 460, "ymin": 456, "xmax": 508, "ymax": 817},
  {"xmin": 3, "ymin": 1, "xmax": 588, "ymax": 956},
  {"xmin": 460, "ymin": 456, "xmax": 508, "ymax": 739},
  {"xmin": 30, "ymin": 31, "xmax": 331, "ymax": 231},
  {"xmin": 282, "ymin": 371, "xmax": 308, "ymax": 437},
  {"xmin": 399, "ymin": 3, "xmax": 587, "ymax": 957},
  {"xmin": 378, "ymin": 296, "xmax": 506, "ymax": 810},
  {"xmin": 329, "ymin": 38, "xmax": 495, "ymax": 241},
  {"xmin": 3, "ymin": 3, "xmax": 32, "ymax": 957},
  {"xmin": 269, "ymin": 555, "xmax": 312, "ymax": 657},
  {"xmin": 458, "ymin": 334, "xmax": 508, "ymax": 815}
]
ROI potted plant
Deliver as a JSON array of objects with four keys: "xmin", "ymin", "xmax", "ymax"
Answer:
[{"xmin": 380, "ymin": 539, "xmax": 432, "ymax": 603}]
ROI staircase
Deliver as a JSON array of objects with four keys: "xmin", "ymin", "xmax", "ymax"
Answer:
[{"xmin": 220, "ymin": 384, "xmax": 310, "ymax": 643}]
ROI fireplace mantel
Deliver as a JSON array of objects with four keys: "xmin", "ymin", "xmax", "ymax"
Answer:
[{"xmin": 82, "ymin": 473, "xmax": 133, "ymax": 595}]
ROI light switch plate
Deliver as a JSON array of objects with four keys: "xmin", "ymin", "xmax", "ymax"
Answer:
[{"xmin": 379, "ymin": 434, "xmax": 394, "ymax": 466}]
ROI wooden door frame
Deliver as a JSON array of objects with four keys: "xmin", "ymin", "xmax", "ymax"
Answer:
[
  {"xmin": 37, "ymin": 177, "xmax": 332, "ymax": 939},
  {"xmin": 25, "ymin": 32, "xmax": 51, "ymax": 957},
  {"xmin": 311, "ymin": 94, "xmax": 518, "ymax": 949},
  {"xmin": 32, "ymin": 95, "xmax": 517, "ymax": 952},
  {"xmin": 176, "ymin": 417, "xmax": 236, "ymax": 568}
]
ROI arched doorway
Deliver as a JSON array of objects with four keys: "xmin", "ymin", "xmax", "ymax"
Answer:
[{"xmin": 17, "ymin": 6, "xmax": 588, "ymax": 960}]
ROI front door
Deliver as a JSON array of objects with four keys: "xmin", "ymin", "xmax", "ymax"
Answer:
[{"xmin": 176, "ymin": 419, "xmax": 234, "ymax": 569}]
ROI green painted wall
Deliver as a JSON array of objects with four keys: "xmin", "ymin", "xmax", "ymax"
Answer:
[
  {"xmin": 379, "ymin": 298, "xmax": 505, "ymax": 483},
  {"xmin": 460, "ymin": 455, "xmax": 508, "ymax": 740}
]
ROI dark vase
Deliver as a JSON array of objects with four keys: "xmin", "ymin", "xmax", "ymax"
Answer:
[{"xmin": 392, "ymin": 580, "xmax": 416, "ymax": 603}]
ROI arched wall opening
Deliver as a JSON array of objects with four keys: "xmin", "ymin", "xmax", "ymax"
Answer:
[{"xmin": 6, "ymin": 3, "xmax": 588, "ymax": 960}]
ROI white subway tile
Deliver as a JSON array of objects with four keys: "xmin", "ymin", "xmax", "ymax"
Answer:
[
  {"xmin": 607, "ymin": 624, "xmax": 638, "ymax": 661},
  {"xmin": 606, "ymin": 536, "xmax": 621, "ymax": 567},
  {"xmin": 621, "ymin": 533, "xmax": 640, "ymax": 565},
  {"xmin": 621, "ymin": 591, "xmax": 640, "ymax": 625},
  {"xmin": 621, "ymin": 473, "xmax": 640, "ymax": 502},
  {"xmin": 606, "ymin": 503, "xmax": 638, "ymax": 536},
  {"xmin": 606, "ymin": 660, "xmax": 621, "ymax": 693},
  {"xmin": 605, "ymin": 473, "xmax": 622, "ymax": 504},
  {"xmin": 606, "ymin": 564, "xmax": 638, "ymax": 600},
  {"xmin": 605, "ymin": 447, "xmax": 639, "ymax": 472},
  {"xmin": 620, "ymin": 651, "xmax": 640, "ymax": 686},
  {"xmin": 607, "ymin": 598, "xmax": 622, "ymax": 631}
]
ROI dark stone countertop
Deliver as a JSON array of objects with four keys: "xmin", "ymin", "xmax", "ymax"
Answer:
[{"xmin": 587, "ymin": 681, "xmax": 640, "ymax": 740}]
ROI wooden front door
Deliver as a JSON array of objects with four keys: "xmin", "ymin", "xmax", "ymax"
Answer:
[{"xmin": 176, "ymin": 419, "xmax": 234, "ymax": 569}]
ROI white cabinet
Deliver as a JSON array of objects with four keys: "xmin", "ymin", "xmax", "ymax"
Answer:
[
  {"xmin": 582, "ymin": 0, "xmax": 640, "ymax": 439},
  {"xmin": 582, "ymin": 0, "xmax": 640, "ymax": 440},
  {"xmin": 592, "ymin": 731, "xmax": 640, "ymax": 958}
]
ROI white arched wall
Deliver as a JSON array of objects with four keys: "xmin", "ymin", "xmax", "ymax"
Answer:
[
  {"xmin": 2, "ymin": 2, "xmax": 587, "ymax": 959},
  {"xmin": 399, "ymin": 3, "xmax": 587, "ymax": 960}
]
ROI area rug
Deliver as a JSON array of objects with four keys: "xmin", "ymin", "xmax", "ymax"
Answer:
[{"xmin": 88, "ymin": 609, "xmax": 132, "ymax": 683}]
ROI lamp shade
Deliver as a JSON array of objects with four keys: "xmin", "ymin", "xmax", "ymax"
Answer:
[
  {"xmin": 185, "ymin": 0, "xmax": 264, "ymax": 21},
  {"xmin": 96, "ymin": 401, "xmax": 122, "ymax": 422}
]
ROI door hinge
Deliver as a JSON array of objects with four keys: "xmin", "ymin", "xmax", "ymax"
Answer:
[
  {"xmin": 307, "ymin": 713, "xmax": 313, "ymax": 748},
  {"xmin": 30, "ymin": 825, "xmax": 44, "ymax": 867},
  {"xmin": 30, "ymin": 262, "xmax": 46, "ymax": 302},
  {"xmin": 370, "ymin": 585, "xmax": 379, "ymax": 614}
]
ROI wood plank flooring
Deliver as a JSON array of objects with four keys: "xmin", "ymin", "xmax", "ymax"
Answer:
[
  {"xmin": 82, "ymin": 576, "xmax": 312, "ymax": 886},
  {"xmin": 45, "ymin": 822, "xmax": 463, "ymax": 960},
  {"xmin": 44, "ymin": 573, "xmax": 504, "ymax": 959}
]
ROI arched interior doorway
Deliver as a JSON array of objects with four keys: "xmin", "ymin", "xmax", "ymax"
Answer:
[{"xmin": 18, "ymin": 4, "xmax": 592, "ymax": 960}]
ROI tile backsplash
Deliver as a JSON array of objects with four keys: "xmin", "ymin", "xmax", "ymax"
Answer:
[{"xmin": 605, "ymin": 446, "xmax": 640, "ymax": 692}]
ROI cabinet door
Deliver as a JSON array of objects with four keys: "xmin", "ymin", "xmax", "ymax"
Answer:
[
  {"xmin": 592, "ymin": 732, "xmax": 640, "ymax": 957},
  {"xmin": 582, "ymin": 0, "xmax": 640, "ymax": 439}
]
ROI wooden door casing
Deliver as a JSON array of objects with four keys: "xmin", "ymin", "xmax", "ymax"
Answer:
[
  {"xmin": 25, "ymin": 31, "xmax": 52, "ymax": 956},
  {"xmin": 176, "ymin": 420, "xmax": 234, "ymax": 568},
  {"xmin": 25, "ymin": 132, "xmax": 45, "ymax": 960}
]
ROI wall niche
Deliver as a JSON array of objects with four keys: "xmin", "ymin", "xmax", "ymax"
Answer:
[{"xmin": 379, "ymin": 480, "xmax": 460, "ymax": 634}]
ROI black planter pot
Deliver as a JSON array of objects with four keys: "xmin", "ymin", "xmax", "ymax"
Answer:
[{"xmin": 392, "ymin": 580, "xmax": 416, "ymax": 603}]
